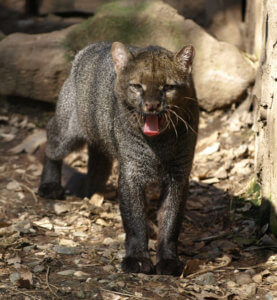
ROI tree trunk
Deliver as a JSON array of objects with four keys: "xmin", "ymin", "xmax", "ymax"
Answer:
[{"xmin": 252, "ymin": 0, "xmax": 277, "ymax": 234}]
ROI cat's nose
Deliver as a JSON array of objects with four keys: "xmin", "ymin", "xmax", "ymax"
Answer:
[{"xmin": 145, "ymin": 101, "xmax": 161, "ymax": 112}]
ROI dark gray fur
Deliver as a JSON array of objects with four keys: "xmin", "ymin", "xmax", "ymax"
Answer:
[{"xmin": 39, "ymin": 41, "xmax": 199, "ymax": 276}]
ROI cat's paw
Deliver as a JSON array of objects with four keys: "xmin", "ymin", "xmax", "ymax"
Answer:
[
  {"xmin": 156, "ymin": 259, "xmax": 184, "ymax": 276},
  {"xmin": 38, "ymin": 182, "xmax": 65, "ymax": 200},
  {"xmin": 121, "ymin": 257, "xmax": 154, "ymax": 274}
]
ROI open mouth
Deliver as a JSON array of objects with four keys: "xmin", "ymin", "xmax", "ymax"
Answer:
[{"xmin": 143, "ymin": 114, "xmax": 161, "ymax": 137}]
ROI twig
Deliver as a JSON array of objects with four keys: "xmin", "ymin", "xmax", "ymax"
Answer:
[
  {"xmin": 20, "ymin": 183, "xmax": 38, "ymax": 203},
  {"xmin": 46, "ymin": 266, "xmax": 59, "ymax": 299},
  {"xmin": 184, "ymin": 255, "xmax": 232, "ymax": 279},
  {"xmin": 193, "ymin": 232, "xmax": 229, "ymax": 243},
  {"xmin": 100, "ymin": 288, "xmax": 151, "ymax": 299},
  {"xmin": 0, "ymin": 285, "xmax": 39, "ymax": 300}
]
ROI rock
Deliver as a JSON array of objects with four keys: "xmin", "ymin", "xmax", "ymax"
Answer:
[
  {"xmin": 205, "ymin": 0, "xmax": 244, "ymax": 49},
  {"xmin": 90, "ymin": 193, "xmax": 104, "ymax": 207},
  {"xmin": 227, "ymin": 280, "xmax": 236, "ymax": 288},
  {"xmin": 103, "ymin": 237, "xmax": 115, "ymax": 245},
  {"xmin": 6, "ymin": 180, "xmax": 21, "ymax": 191},
  {"xmin": 164, "ymin": 0, "xmax": 244, "ymax": 49},
  {"xmin": 235, "ymin": 272, "xmax": 252, "ymax": 285},
  {"xmin": 76, "ymin": 291, "xmax": 86, "ymax": 299},
  {"xmin": 242, "ymin": 283, "xmax": 257, "ymax": 298},
  {"xmin": 103, "ymin": 265, "xmax": 115, "ymax": 272},
  {"xmin": 265, "ymin": 275, "xmax": 277, "ymax": 284},
  {"xmin": 57, "ymin": 269, "xmax": 76, "ymax": 276},
  {"xmin": 64, "ymin": 0, "xmax": 255, "ymax": 111},
  {"xmin": 195, "ymin": 272, "xmax": 215, "ymax": 285},
  {"xmin": 54, "ymin": 246, "xmax": 81, "ymax": 255},
  {"xmin": 0, "ymin": 27, "xmax": 71, "ymax": 103},
  {"xmin": 265, "ymin": 294, "xmax": 274, "ymax": 300},
  {"xmin": 252, "ymin": 273, "xmax": 262, "ymax": 283},
  {"xmin": 9, "ymin": 272, "xmax": 20, "ymax": 284},
  {"xmin": 0, "ymin": 0, "xmax": 255, "ymax": 110},
  {"xmin": 74, "ymin": 271, "xmax": 90, "ymax": 278},
  {"xmin": 33, "ymin": 265, "xmax": 45, "ymax": 273},
  {"xmin": 54, "ymin": 203, "xmax": 70, "ymax": 215}
]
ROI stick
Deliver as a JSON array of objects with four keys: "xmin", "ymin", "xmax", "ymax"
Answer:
[
  {"xmin": 185, "ymin": 255, "xmax": 232, "ymax": 279},
  {"xmin": 20, "ymin": 183, "xmax": 38, "ymax": 203},
  {"xmin": 46, "ymin": 266, "xmax": 59, "ymax": 299}
]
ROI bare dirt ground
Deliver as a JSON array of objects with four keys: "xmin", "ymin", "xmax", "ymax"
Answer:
[{"xmin": 0, "ymin": 97, "xmax": 277, "ymax": 299}]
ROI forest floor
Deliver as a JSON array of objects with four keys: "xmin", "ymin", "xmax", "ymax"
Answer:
[{"xmin": 0, "ymin": 97, "xmax": 277, "ymax": 300}]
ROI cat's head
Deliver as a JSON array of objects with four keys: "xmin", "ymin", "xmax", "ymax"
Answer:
[{"xmin": 111, "ymin": 42, "xmax": 195, "ymax": 137}]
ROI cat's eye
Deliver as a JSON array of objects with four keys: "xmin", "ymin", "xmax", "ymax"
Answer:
[
  {"xmin": 163, "ymin": 84, "xmax": 177, "ymax": 92},
  {"xmin": 129, "ymin": 83, "xmax": 143, "ymax": 90}
]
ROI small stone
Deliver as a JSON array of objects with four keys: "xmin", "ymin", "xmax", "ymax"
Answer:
[
  {"xmin": 76, "ymin": 291, "xmax": 85, "ymax": 299},
  {"xmin": 54, "ymin": 203, "xmax": 69, "ymax": 215},
  {"xmin": 195, "ymin": 272, "xmax": 215, "ymax": 285},
  {"xmin": 103, "ymin": 265, "xmax": 115, "ymax": 272},
  {"xmin": 245, "ymin": 268, "xmax": 255, "ymax": 276},
  {"xmin": 33, "ymin": 265, "xmax": 45, "ymax": 273},
  {"xmin": 9, "ymin": 272, "xmax": 20, "ymax": 284},
  {"xmin": 116, "ymin": 281, "xmax": 125, "ymax": 287},
  {"xmin": 272, "ymin": 283, "xmax": 277, "ymax": 290},
  {"xmin": 227, "ymin": 280, "xmax": 236, "ymax": 288},
  {"xmin": 252, "ymin": 274, "xmax": 263, "ymax": 283},
  {"xmin": 117, "ymin": 233, "xmax": 125, "ymax": 242},
  {"xmin": 59, "ymin": 239, "xmax": 77, "ymax": 247},
  {"xmin": 103, "ymin": 237, "xmax": 114, "ymax": 245},
  {"xmin": 57, "ymin": 270, "xmax": 76, "ymax": 276},
  {"xmin": 90, "ymin": 193, "xmax": 104, "ymax": 207},
  {"xmin": 265, "ymin": 294, "xmax": 274, "ymax": 300},
  {"xmin": 265, "ymin": 275, "xmax": 277, "ymax": 284},
  {"xmin": 242, "ymin": 283, "xmax": 257, "ymax": 297},
  {"xmin": 96, "ymin": 218, "xmax": 109, "ymax": 226},
  {"xmin": 74, "ymin": 271, "xmax": 90, "ymax": 278},
  {"xmin": 54, "ymin": 246, "xmax": 81, "ymax": 255},
  {"xmin": 7, "ymin": 181, "xmax": 21, "ymax": 191},
  {"xmin": 235, "ymin": 272, "xmax": 252, "ymax": 285},
  {"xmin": 199, "ymin": 143, "xmax": 220, "ymax": 155}
]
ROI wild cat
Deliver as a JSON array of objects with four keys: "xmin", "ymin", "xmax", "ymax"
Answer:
[{"xmin": 39, "ymin": 41, "xmax": 198, "ymax": 275}]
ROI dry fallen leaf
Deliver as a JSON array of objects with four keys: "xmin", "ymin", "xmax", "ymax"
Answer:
[
  {"xmin": 10, "ymin": 130, "xmax": 46, "ymax": 154},
  {"xmin": 182, "ymin": 259, "xmax": 203, "ymax": 277},
  {"xmin": 33, "ymin": 217, "xmax": 53, "ymax": 230}
]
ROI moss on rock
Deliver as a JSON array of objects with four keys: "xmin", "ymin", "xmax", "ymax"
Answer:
[{"xmin": 63, "ymin": 0, "xmax": 185, "ymax": 61}]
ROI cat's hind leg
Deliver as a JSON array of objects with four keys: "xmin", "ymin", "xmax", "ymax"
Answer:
[
  {"xmin": 82, "ymin": 144, "xmax": 113, "ymax": 198},
  {"xmin": 38, "ymin": 115, "xmax": 85, "ymax": 200}
]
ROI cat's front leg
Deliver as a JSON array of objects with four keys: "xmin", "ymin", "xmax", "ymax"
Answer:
[
  {"xmin": 118, "ymin": 166, "xmax": 154, "ymax": 274},
  {"xmin": 156, "ymin": 178, "xmax": 188, "ymax": 276}
]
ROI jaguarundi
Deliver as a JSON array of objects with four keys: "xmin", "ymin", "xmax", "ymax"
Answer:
[{"xmin": 38, "ymin": 41, "xmax": 199, "ymax": 276}]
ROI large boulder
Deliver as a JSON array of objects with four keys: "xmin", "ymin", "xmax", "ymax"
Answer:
[
  {"xmin": 0, "ymin": 27, "xmax": 72, "ymax": 103},
  {"xmin": 64, "ymin": 0, "xmax": 256, "ymax": 111},
  {"xmin": 0, "ymin": 0, "xmax": 255, "ymax": 110},
  {"xmin": 164, "ymin": 0, "xmax": 245, "ymax": 49}
]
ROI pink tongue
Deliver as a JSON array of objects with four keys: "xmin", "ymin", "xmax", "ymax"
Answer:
[{"xmin": 143, "ymin": 115, "xmax": 159, "ymax": 136}]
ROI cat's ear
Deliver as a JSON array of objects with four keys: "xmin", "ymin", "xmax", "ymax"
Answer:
[
  {"xmin": 174, "ymin": 45, "xmax": 195, "ymax": 73},
  {"xmin": 111, "ymin": 42, "xmax": 133, "ymax": 74}
]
